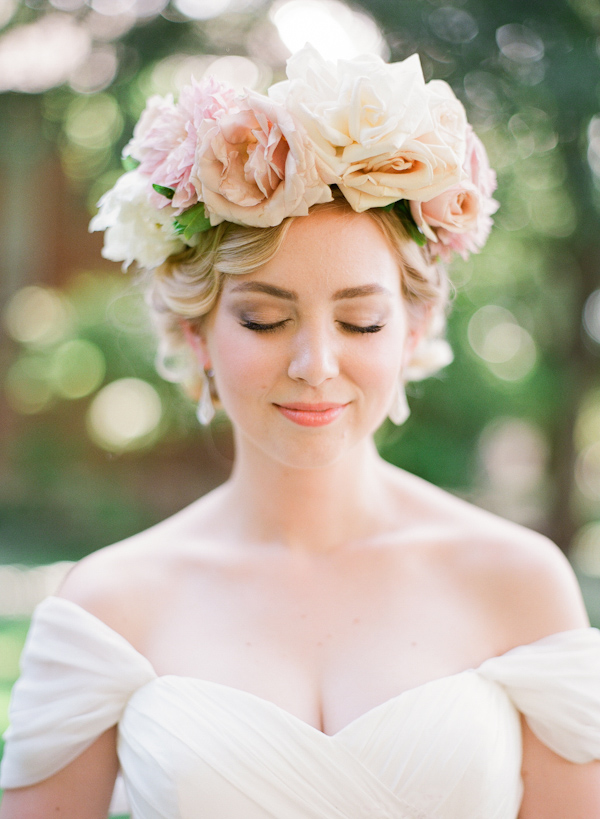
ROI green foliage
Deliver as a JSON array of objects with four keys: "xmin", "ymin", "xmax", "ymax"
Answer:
[
  {"xmin": 173, "ymin": 202, "xmax": 212, "ymax": 241},
  {"xmin": 152, "ymin": 183, "xmax": 175, "ymax": 200}
]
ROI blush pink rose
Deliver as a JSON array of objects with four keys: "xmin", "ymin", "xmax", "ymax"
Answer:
[
  {"xmin": 410, "ymin": 124, "xmax": 499, "ymax": 259},
  {"xmin": 191, "ymin": 90, "xmax": 332, "ymax": 228},
  {"xmin": 464, "ymin": 124, "xmax": 497, "ymax": 199},
  {"xmin": 410, "ymin": 182, "xmax": 481, "ymax": 240},
  {"xmin": 125, "ymin": 77, "xmax": 236, "ymax": 212}
]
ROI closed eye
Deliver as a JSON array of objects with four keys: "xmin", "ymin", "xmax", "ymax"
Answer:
[
  {"xmin": 338, "ymin": 322, "xmax": 385, "ymax": 334},
  {"xmin": 240, "ymin": 320, "xmax": 385, "ymax": 334},
  {"xmin": 240, "ymin": 319, "xmax": 289, "ymax": 333}
]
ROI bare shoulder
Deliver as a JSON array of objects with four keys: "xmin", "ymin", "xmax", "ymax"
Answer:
[
  {"xmin": 387, "ymin": 465, "xmax": 590, "ymax": 648},
  {"xmin": 56, "ymin": 530, "xmax": 167, "ymax": 647},
  {"xmin": 57, "ymin": 482, "xmax": 231, "ymax": 618},
  {"xmin": 56, "ymin": 499, "xmax": 217, "ymax": 648},
  {"xmin": 435, "ymin": 483, "xmax": 588, "ymax": 647}
]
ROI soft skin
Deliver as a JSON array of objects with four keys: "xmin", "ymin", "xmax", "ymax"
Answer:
[{"xmin": 2, "ymin": 209, "xmax": 600, "ymax": 819}]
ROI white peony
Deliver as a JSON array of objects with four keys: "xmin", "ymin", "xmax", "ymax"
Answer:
[
  {"xmin": 89, "ymin": 171, "xmax": 185, "ymax": 270},
  {"xmin": 270, "ymin": 45, "xmax": 467, "ymax": 211}
]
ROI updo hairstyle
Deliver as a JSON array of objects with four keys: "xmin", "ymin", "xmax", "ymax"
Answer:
[{"xmin": 147, "ymin": 193, "xmax": 454, "ymax": 403}]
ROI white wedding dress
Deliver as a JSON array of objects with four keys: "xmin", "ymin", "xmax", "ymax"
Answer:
[{"xmin": 2, "ymin": 596, "xmax": 600, "ymax": 819}]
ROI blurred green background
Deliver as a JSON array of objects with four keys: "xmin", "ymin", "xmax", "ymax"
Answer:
[{"xmin": 1, "ymin": 0, "xmax": 600, "ymax": 793}]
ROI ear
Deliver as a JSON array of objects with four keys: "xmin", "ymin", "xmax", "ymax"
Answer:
[{"xmin": 179, "ymin": 319, "xmax": 212, "ymax": 370}]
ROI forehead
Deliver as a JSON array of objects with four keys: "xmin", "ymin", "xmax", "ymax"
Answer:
[{"xmin": 225, "ymin": 209, "xmax": 403, "ymax": 297}]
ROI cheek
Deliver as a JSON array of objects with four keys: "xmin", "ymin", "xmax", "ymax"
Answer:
[
  {"xmin": 208, "ymin": 324, "xmax": 280, "ymax": 401},
  {"xmin": 347, "ymin": 330, "xmax": 406, "ymax": 393}
]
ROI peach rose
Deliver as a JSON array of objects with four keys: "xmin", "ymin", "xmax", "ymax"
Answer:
[
  {"xmin": 338, "ymin": 132, "xmax": 464, "ymax": 212},
  {"xmin": 190, "ymin": 91, "xmax": 331, "ymax": 228}
]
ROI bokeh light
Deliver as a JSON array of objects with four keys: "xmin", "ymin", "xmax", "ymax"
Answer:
[
  {"xmin": 477, "ymin": 417, "xmax": 549, "ymax": 526},
  {"xmin": 583, "ymin": 290, "xmax": 600, "ymax": 345},
  {"xmin": 69, "ymin": 45, "xmax": 119, "ymax": 94},
  {"xmin": 83, "ymin": 9, "xmax": 136, "ymax": 41},
  {"xmin": 49, "ymin": 0, "xmax": 84, "ymax": 9},
  {"xmin": 50, "ymin": 339, "xmax": 106, "ymax": 399},
  {"xmin": 174, "ymin": 0, "xmax": 231, "ymax": 19},
  {"xmin": 0, "ymin": 14, "xmax": 90, "ymax": 93},
  {"xmin": 5, "ymin": 355, "xmax": 54, "ymax": 415},
  {"xmin": 467, "ymin": 305, "xmax": 537, "ymax": 381},
  {"xmin": 90, "ymin": 0, "xmax": 168, "ymax": 15},
  {"xmin": 588, "ymin": 115, "xmax": 600, "ymax": 179},
  {"xmin": 571, "ymin": 522, "xmax": 600, "ymax": 577},
  {"xmin": 479, "ymin": 417, "xmax": 548, "ymax": 493},
  {"xmin": 146, "ymin": 52, "xmax": 270, "ymax": 95},
  {"xmin": 575, "ymin": 442, "xmax": 600, "ymax": 503},
  {"xmin": 575, "ymin": 390, "xmax": 600, "ymax": 452},
  {"xmin": 4, "ymin": 286, "xmax": 72, "ymax": 347},
  {"xmin": 87, "ymin": 378, "xmax": 163, "ymax": 451},
  {"xmin": 65, "ymin": 93, "xmax": 123, "ymax": 150},
  {"xmin": 269, "ymin": 0, "xmax": 386, "ymax": 60},
  {"xmin": 429, "ymin": 7, "xmax": 478, "ymax": 45},
  {"xmin": 207, "ymin": 55, "xmax": 267, "ymax": 91},
  {"xmin": 496, "ymin": 24, "xmax": 544, "ymax": 63}
]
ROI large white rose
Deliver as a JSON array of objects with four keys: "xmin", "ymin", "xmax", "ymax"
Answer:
[
  {"xmin": 89, "ymin": 170, "xmax": 185, "ymax": 270},
  {"xmin": 270, "ymin": 45, "xmax": 467, "ymax": 210}
]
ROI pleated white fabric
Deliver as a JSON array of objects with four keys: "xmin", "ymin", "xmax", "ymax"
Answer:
[{"xmin": 2, "ymin": 597, "xmax": 600, "ymax": 819}]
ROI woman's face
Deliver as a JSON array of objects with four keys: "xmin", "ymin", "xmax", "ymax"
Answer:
[{"xmin": 199, "ymin": 209, "xmax": 419, "ymax": 469}]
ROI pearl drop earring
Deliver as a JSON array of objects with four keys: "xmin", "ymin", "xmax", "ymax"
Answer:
[
  {"xmin": 196, "ymin": 368, "xmax": 215, "ymax": 426},
  {"xmin": 388, "ymin": 377, "xmax": 410, "ymax": 425}
]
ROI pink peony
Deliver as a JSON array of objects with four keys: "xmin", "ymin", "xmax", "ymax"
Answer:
[
  {"xmin": 125, "ymin": 77, "xmax": 237, "ymax": 211},
  {"xmin": 190, "ymin": 90, "xmax": 332, "ymax": 228}
]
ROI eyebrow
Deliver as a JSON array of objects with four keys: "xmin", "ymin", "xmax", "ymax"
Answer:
[{"xmin": 229, "ymin": 282, "xmax": 392, "ymax": 301}]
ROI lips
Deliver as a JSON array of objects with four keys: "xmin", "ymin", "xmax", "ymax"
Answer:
[{"xmin": 274, "ymin": 402, "xmax": 349, "ymax": 427}]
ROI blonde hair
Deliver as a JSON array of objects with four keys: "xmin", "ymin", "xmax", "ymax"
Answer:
[{"xmin": 147, "ymin": 194, "xmax": 454, "ymax": 399}]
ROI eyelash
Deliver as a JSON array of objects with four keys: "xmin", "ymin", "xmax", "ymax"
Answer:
[{"xmin": 240, "ymin": 320, "xmax": 385, "ymax": 335}]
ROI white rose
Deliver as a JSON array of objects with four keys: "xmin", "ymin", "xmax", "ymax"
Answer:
[
  {"xmin": 270, "ymin": 45, "xmax": 466, "ymax": 210},
  {"xmin": 89, "ymin": 171, "xmax": 185, "ymax": 270}
]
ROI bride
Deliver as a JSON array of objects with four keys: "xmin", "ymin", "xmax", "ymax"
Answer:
[{"xmin": 2, "ymin": 46, "xmax": 600, "ymax": 819}]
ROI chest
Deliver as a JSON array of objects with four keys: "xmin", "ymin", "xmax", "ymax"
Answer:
[{"xmin": 141, "ymin": 547, "xmax": 496, "ymax": 735}]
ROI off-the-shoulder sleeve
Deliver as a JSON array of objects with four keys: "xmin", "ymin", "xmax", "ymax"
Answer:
[
  {"xmin": 0, "ymin": 596, "xmax": 156, "ymax": 789},
  {"xmin": 477, "ymin": 628, "xmax": 600, "ymax": 764}
]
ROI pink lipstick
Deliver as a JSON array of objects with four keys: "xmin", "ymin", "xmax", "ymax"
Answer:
[{"xmin": 274, "ymin": 402, "xmax": 348, "ymax": 427}]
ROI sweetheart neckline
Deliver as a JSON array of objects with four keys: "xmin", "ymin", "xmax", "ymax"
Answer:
[
  {"xmin": 44, "ymin": 595, "xmax": 598, "ymax": 738},
  {"xmin": 44, "ymin": 596, "xmax": 484, "ymax": 736},
  {"xmin": 132, "ymin": 668, "xmax": 478, "ymax": 738}
]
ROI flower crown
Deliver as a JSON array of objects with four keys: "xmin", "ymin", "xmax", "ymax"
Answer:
[{"xmin": 90, "ymin": 45, "xmax": 498, "ymax": 271}]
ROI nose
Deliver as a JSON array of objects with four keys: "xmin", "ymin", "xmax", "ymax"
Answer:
[{"xmin": 287, "ymin": 324, "xmax": 340, "ymax": 386}]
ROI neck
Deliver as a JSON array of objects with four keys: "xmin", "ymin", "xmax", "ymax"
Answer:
[{"xmin": 218, "ymin": 435, "xmax": 392, "ymax": 555}]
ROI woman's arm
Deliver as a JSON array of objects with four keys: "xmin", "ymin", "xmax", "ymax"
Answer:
[
  {"xmin": 519, "ymin": 718, "xmax": 600, "ymax": 819},
  {"xmin": 0, "ymin": 727, "xmax": 119, "ymax": 819}
]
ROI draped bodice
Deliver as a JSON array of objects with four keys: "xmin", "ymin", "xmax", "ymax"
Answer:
[{"xmin": 2, "ymin": 597, "xmax": 600, "ymax": 819}]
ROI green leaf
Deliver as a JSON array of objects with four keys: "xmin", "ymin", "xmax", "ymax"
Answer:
[
  {"xmin": 121, "ymin": 155, "xmax": 140, "ymax": 171},
  {"xmin": 387, "ymin": 199, "xmax": 428, "ymax": 247},
  {"xmin": 152, "ymin": 184, "xmax": 175, "ymax": 200},
  {"xmin": 173, "ymin": 203, "xmax": 212, "ymax": 242}
]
